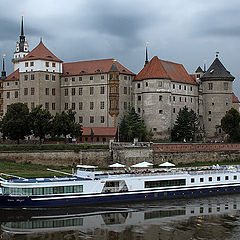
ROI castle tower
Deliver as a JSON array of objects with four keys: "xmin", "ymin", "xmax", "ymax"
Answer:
[
  {"xmin": 200, "ymin": 54, "xmax": 234, "ymax": 139},
  {"xmin": 12, "ymin": 16, "xmax": 29, "ymax": 70}
]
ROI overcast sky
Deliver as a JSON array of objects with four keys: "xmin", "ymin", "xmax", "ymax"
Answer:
[{"xmin": 0, "ymin": 0, "xmax": 240, "ymax": 97}]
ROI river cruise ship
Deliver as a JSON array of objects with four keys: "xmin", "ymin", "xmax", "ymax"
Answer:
[{"xmin": 0, "ymin": 165, "xmax": 240, "ymax": 208}]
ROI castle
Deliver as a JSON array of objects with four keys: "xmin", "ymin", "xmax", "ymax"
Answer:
[{"xmin": 0, "ymin": 18, "xmax": 239, "ymax": 141}]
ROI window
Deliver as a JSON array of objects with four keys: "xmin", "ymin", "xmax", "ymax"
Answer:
[
  {"xmin": 24, "ymin": 75, "xmax": 28, "ymax": 81},
  {"xmin": 52, "ymin": 103, "xmax": 56, "ymax": 110},
  {"xmin": 124, "ymin": 87, "xmax": 127, "ymax": 94},
  {"xmin": 79, "ymin": 77, "xmax": 82, "ymax": 81},
  {"xmin": 208, "ymin": 118, "xmax": 211, "ymax": 122},
  {"xmin": 173, "ymin": 96, "xmax": 175, "ymax": 101},
  {"xmin": 153, "ymin": 128, "xmax": 157, "ymax": 131},
  {"xmin": 159, "ymin": 95, "xmax": 162, "ymax": 101},
  {"xmin": 158, "ymin": 81, "xmax": 163, "ymax": 87},
  {"xmin": 45, "ymin": 102, "xmax": 49, "ymax": 110},
  {"xmin": 208, "ymin": 83, "xmax": 213, "ymax": 90},
  {"xmin": 52, "ymin": 62, "xmax": 56, "ymax": 67},
  {"xmin": 64, "ymin": 89, "xmax": 68, "ymax": 96},
  {"xmin": 52, "ymin": 88, "xmax": 55, "ymax": 96},
  {"xmin": 138, "ymin": 96, "xmax": 141, "ymax": 101},
  {"xmin": 225, "ymin": 176, "xmax": 229, "ymax": 180},
  {"xmin": 31, "ymin": 102, "xmax": 35, "ymax": 109},
  {"xmin": 179, "ymin": 97, "xmax": 182, "ymax": 102},
  {"xmin": 100, "ymin": 101, "xmax": 104, "ymax": 109},
  {"xmin": 25, "ymin": 62, "xmax": 28, "ymax": 67},
  {"xmin": 138, "ymin": 108, "xmax": 141, "ymax": 113},
  {"xmin": 90, "ymin": 87, "xmax": 94, "ymax": 95},
  {"xmin": 173, "ymin": 108, "xmax": 175, "ymax": 113},
  {"xmin": 145, "ymin": 179, "xmax": 186, "ymax": 188},
  {"xmin": 45, "ymin": 74, "xmax": 49, "ymax": 80},
  {"xmin": 65, "ymin": 103, "xmax": 68, "ymax": 110},
  {"xmin": 224, "ymin": 82, "xmax": 228, "ymax": 90},
  {"xmin": 209, "ymin": 111, "xmax": 211, "ymax": 115},
  {"xmin": 191, "ymin": 178, "xmax": 195, "ymax": 183},
  {"xmin": 72, "ymin": 88, "xmax": 76, "ymax": 96},
  {"xmin": 90, "ymin": 76, "xmax": 93, "ymax": 80},
  {"xmin": 209, "ymin": 177, "xmax": 212, "ymax": 182},
  {"xmin": 7, "ymin": 92, "xmax": 10, "ymax": 98},
  {"xmin": 137, "ymin": 83, "xmax": 141, "ymax": 88},
  {"xmin": 45, "ymin": 62, "xmax": 49, "ymax": 67},
  {"xmin": 124, "ymin": 76, "xmax": 127, "ymax": 80},
  {"xmin": 101, "ymin": 75, "xmax": 104, "ymax": 80},
  {"xmin": 184, "ymin": 86, "xmax": 186, "ymax": 90},
  {"xmin": 90, "ymin": 116, "xmax": 94, "ymax": 123},
  {"xmin": 146, "ymin": 82, "xmax": 148, "ymax": 87},
  {"xmin": 185, "ymin": 97, "xmax": 187, "ymax": 102},
  {"xmin": 65, "ymin": 78, "xmax": 68, "ymax": 82},
  {"xmin": 72, "ymin": 77, "xmax": 75, "ymax": 82},
  {"xmin": 173, "ymin": 84, "xmax": 175, "ymax": 89},
  {"xmin": 31, "ymin": 88, "xmax": 35, "ymax": 95},
  {"xmin": 234, "ymin": 175, "xmax": 237, "ymax": 180},
  {"xmin": 79, "ymin": 88, "xmax": 83, "ymax": 95},
  {"xmin": 79, "ymin": 102, "xmax": 83, "ymax": 110},
  {"xmin": 179, "ymin": 85, "xmax": 181, "ymax": 90},
  {"xmin": 79, "ymin": 116, "xmax": 83, "ymax": 123},
  {"xmin": 191, "ymin": 98, "xmax": 193, "ymax": 103},
  {"xmin": 101, "ymin": 116, "xmax": 105, "ymax": 123},
  {"xmin": 100, "ymin": 86, "xmax": 105, "ymax": 94},
  {"xmin": 24, "ymin": 88, "xmax": 28, "ymax": 95},
  {"xmin": 30, "ymin": 62, "xmax": 34, "ymax": 66},
  {"xmin": 124, "ymin": 102, "xmax": 127, "ymax": 110},
  {"xmin": 45, "ymin": 88, "xmax": 49, "ymax": 95},
  {"xmin": 217, "ymin": 177, "xmax": 221, "ymax": 181},
  {"xmin": 30, "ymin": 74, "xmax": 35, "ymax": 80},
  {"xmin": 15, "ymin": 91, "xmax": 18, "ymax": 98},
  {"xmin": 190, "ymin": 86, "xmax": 193, "ymax": 91},
  {"xmin": 90, "ymin": 102, "xmax": 94, "ymax": 110},
  {"xmin": 72, "ymin": 102, "xmax": 75, "ymax": 110},
  {"xmin": 52, "ymin": 75, "xmax": 56, "ymax": 81},
  {"xmin": 159, "ymin": 110, "xmax": 163, "ymax": 114},
  {"xmin": 200, "ymin": 178, "xmax": 204, "ymax": 182}
]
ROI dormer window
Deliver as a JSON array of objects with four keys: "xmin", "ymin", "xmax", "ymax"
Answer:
[{"xmin": 122, "ymin": 69, "xmax": 126, "ymax": 72}]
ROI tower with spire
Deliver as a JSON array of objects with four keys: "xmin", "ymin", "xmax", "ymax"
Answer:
[{"xmin": 12, "ymin": 16, "xmax": 29, "ymax": 71}]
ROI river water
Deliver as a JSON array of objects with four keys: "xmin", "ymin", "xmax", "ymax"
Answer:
[{"xmin": 1, "ymin": 194, "xmax": 240, "ymax": 240}]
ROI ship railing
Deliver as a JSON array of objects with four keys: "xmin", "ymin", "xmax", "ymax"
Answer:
[{"xmin": 188, "ymin": 169, "xmax": 240, "ymax": 175}]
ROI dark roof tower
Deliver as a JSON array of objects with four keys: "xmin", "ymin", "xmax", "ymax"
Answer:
[
  {"xmin": 201, "ymin": 56, "xmax": 234, "ymax": 80},
  {"xmin": 145, "ymin": 43, "xmax": 149, "ymax": 66}
]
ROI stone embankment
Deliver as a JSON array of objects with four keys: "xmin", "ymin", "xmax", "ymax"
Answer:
[{"xmin": 0, "ymin": 143, "xmax": 239, "ymax": 167}]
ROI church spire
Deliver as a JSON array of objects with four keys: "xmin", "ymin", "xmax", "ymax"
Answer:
[
  {"xmin": 21, "ymin": 15, "xmax": 24, "ymax": 36},
  {"xmin": 145, "ymin": 41, "xmax": 149, "ymax": 66},
  {"xmin": 1, "ymin": 54, "xmax": 6, "ymax": 79}
]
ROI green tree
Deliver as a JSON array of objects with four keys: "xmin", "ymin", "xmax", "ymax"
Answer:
[
  {"xmin": 29, "ymin": 105, "xmax": 52, "ymax": 144},
  {"xmin": 119, "ymin": 107, "xmax": 148, "ymax": 142},
  {"xmin": 51, "ymin": 109, "xmax": 82, "ymax": 142},
  {"xmin": 171, "ymin": 106, "xmax": 198, "ymax": 142},
  {"xmin": 221, "ymin": 108, "xmax": 240, "ymax": 142},
  {"xmin": 0, "ymin": 103, "xmax": 31, "ymax": 144}
]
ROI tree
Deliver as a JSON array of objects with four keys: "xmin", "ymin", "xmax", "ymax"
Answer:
[
  {"xmin": 119, "ymin": 107, "xmax": 148, "ymax": 142},
  {"xmin": 171, "ymin": 106, "xmax": 198, "ymax": 142},
  {"xmin": 0, "ymin": 103, "xmax": 31, "ymax": 144},
  {"xmin": 51, "ymin": 109, "xmax": 82, "ymax": 142},
  {"xmin": 221, "ymin": 108, "xmax": 240, "ymax": 142},
  {"xmin": 29, "ymin": 105, "xmax": 52, "ymax": 143}
]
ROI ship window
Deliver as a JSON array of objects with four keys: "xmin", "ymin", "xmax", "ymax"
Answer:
[
  {"xmin": 200, "ymin": 178, "xmax": 204, "ymax": 182},
  {"xmin": 106, "ymin": 181, "xmax": 119, "ymax": 187},
  {"xmin": 209, "ymin": 177, "xmax": 212, "ymax": 182},
  {"xmin": 217, "ymin": 177, "xmax": 221, "ymax": 181},
  {"xmin": 234, "ymin": 175, "xmax": 237, "ymax": 180},
  {"xmin": 191, "ymin": 178, "xmax": 194, "ymax": 183},
  {"xmin": 145, "ymin": 179, "xmax": 186, "ymax": 188},
  {"xmin": 225, "ymin": 176, "xmax": 229, "ymax": 180}
]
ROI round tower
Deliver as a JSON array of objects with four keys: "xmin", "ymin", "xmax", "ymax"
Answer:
[{"xmin": 201, "ymin": 54, "xmax": 234, "ymax": 140}]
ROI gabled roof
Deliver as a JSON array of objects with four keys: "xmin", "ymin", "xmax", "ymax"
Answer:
[
  {"xmin": 5, "ymin": 69, "xmax": 19, "ymax": 81},
  {"xmin": 82, "ymin": 127, "xmax": 117, "ymax": 136},
  {"xmin": 134, "ymin": 56, "xmax": 197, "ymax": 85},
  {"xmin": 62, "ymin": 59, "xmax": 134, "ymax": 76},
  {"xmin": 201, "ymin": 57, "xmax": 234, "ymax": 80},
  {"xmin": 19, "ymin": 41, "xmax": 62, "ymax": 63},
  {"xmin": 232, "ymin": 93, "xmax": 240, "ymax": 103},
  {"xmin": 195, "ymin": 66, "xmax": 203, "ymax": 73}
]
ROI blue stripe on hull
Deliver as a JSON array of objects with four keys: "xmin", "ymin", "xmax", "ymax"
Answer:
[{"xmin": 1, "ymin": 186, "xmax": 240, "ymax": 208}]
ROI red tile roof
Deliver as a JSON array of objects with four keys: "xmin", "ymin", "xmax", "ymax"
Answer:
[
  {"xmin": 134, "ymin": 56, "xmax": 197, "ymax": 85},
  {"xmin": 232, "ymin": 93, "xmax": 240, "ymax": 103},
  {"xmin": 19, "ymin": 41, "xmax": 62, "ymax": 62},
  {"xmin": 82, "ymin": 127, "xmax": 117, "ymax": 136},
  {"xmin": 62, "ymin": 59, "xmax": 135, "ymax": 76},
  {"xmin": 5, "ymin": 69, "xmax": 19, "ymax": 81}
]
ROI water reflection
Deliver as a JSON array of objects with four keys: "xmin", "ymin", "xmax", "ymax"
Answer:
[{"xmin": 1, "ymin": 195, "xmax": 240, "ymax": 239}]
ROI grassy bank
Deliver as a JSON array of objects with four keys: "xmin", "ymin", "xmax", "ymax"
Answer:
[
  {"xmin": 0, "ymin": 160, "xmax": 72, "ymax": 178},
  {"xmin": 0, "ymin": 143, "xmax": 109, "ymax": 152}
]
